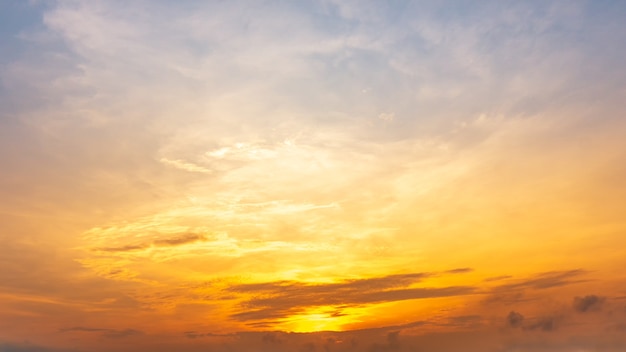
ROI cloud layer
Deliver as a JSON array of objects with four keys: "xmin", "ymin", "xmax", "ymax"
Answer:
[{"xmin": 1, "ymin": 0, "xmax": 626, "ymax": 351}]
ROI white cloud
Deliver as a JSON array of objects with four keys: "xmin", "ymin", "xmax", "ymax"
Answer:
[{"xmin": 159, "ymin": 158, "xmax": 212, "ymax": 174}]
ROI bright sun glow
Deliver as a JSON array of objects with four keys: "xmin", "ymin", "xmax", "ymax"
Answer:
[{"xmin": 281, "ymin": 309, "xmax": 350, "ymax": 333}]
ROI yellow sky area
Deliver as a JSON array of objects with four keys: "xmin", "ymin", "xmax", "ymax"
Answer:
[
  {"xmin": 14, "ymin": 112, "xmax": 611, "ymax": 337},
  {"xmin": 81, "ymin": 118, "xmax": 623, "ymax": 248},
  {"xmin": 0, "ymin": 110, "xmax": 624, "ymax": 346}
]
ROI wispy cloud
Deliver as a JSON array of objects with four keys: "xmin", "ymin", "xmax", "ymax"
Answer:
[
  {"xmin": 507, "ymin": 311, "xmax": 525, "ymax": 328},
  {"xmin": 60, "ymin": 326, "xmax": 143, "ymax": 339},
  {"xmin": 93, "ymin": 233, "xmax": 206, "ymax": 253},
  {"xmin": 493, "ymin": 270, "xmax": 589, "ymax": 292},
  {"xmin": 227, "ymin": 272, "xmax": 476, "ymax": 322},
  {"xmin": 159, "ymin": 158, "xmax": 212, "ymax": 174},
  {"xmin": 573, "ymin": 295, "xmax": 605, "ymax": 313}
]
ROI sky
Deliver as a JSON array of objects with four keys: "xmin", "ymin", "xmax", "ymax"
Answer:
[{"xmin": 1, "ymin": 0, "xmax": 626, "ymax": 351}]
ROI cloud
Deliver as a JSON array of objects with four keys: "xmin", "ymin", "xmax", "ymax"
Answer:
[
  {"xmin": 228, "ymin": 272, "xmax": 476, "ymax": 322},
  {"xmin": 446, "ymin": 315, "xmax": 483, "ymax": 327},
  {"xmin": 95, "ymin": 244, "xmax": 148, "ymax": 253},
  {"xmin": 230, "ymin": 273, "xmax": 431, "ymax": 294},
  {"xmin": 446, "ymin": 267, "xmax": 474, "ymax": 274},
  {"xmin": 262, "ymin": 332, "xmax": 283, "ymax": 345},
  {"xmin": 153, "ymin": 233, "xmax": 206, "ymax": 247},
  {"xmin": 507, "ymin": 311, "xmax": 524, "ymax": 328},
  {"xmin": 183, "ymin": 331, "xmax": 236, "ymax": 339},
  {"xmin": 484, "ymin": 275, "xmax": 512, "ymax": 282},
  {"xmin": 59, "ymin": 327, "xmax": 143, "ymax": 339},
  {"xmin": 0, "ymin": 343, "xmax": 76, "ymax": 352},
  {"xmin": 377, "ymin": 112, "xmax": 394, "ymax": 122},
  {"xmin": 484, "ymin": 270, "xmax": 590, "ymax": 306},
  {"xmin": 573, "ymin": 295, "xmax": 605, "ymax": 313},
  {"xmin": 494, "ymin": 270, "xmax": 588, "ymax": 291},
  {"xmin": 159, "ymin": 158, "xmax": 212, "ymax": 174},
  {"xmin": 523, "ymin": 317, "xmax": 558, "ymax": 332},
  {"xmin": 94, "ymin": 233, "xmax": 206, "ymax": 252}
]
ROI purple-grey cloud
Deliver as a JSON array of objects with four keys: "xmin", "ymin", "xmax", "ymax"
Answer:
[
  {"xmin": 227, "ymin": 272, "xmax": 476, "ymax": 322},
  {"xmin": 573, "ymin": 295, "xmax": 605, "ymax": 313},
  {"xmin": 495, "ymin": 270, "xmax": 588, "ymax": 291},
  {"xmin": 94, "ymin": 233, "xmax": 206, "ymax": 252},
  {"xmin": 59, "ymin": 327, "xmax": 143, "ymax": 339},
  {"xmin": 483, "ymin": 275, "xmax": 512, "ymax": 282},
  {"xmin": 507, "ymin": 311, "xmax": 525, "ymax": 328}
]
